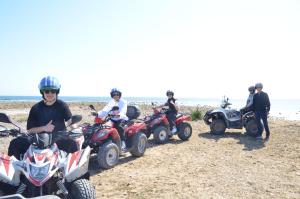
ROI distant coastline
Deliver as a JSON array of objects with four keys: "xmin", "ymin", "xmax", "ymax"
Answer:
[{"xmin": 0, "ymin": 96, "xmax": 299, "ymax": 120}]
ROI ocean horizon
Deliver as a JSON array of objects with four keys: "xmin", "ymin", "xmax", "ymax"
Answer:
[{"xmin": 0, "ymin": 96, "xmax": 299, "ymax": 120}]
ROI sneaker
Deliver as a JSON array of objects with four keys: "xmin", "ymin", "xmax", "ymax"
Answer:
[
  {"xmin": 171, "ymin": 127, "xmax": 177, "ymax": 134},
  {"xmin": 121, "ymin": 141, "xmax": 126, "ymax": 151},
  {"xmin": 264, "ymin": 136, "xmax": 270, "ymax": 142},
  {"xmin": 256, "ymin": 135, "xmax": 263, "ymax": 140}
]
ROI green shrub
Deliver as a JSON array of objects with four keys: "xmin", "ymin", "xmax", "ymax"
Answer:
[{"xmin": 191, "ymin": 107, "xmax": 203, "ymax": 121}]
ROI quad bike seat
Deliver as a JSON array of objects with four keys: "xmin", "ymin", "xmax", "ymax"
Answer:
[{"xmin": 176, "ymin": 114, "xmax": 183, "ymax": 119}]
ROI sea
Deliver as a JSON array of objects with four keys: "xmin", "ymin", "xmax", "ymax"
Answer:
[{"xmin": 0, "ymin": 96, "xmax": 299, "ymax": 120}]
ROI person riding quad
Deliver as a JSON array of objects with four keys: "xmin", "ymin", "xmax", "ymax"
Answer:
[
  {"xmin": 8, "ymin": 76, "xmax": 78, "ymax": 160},
  {"xmin": 240, "ymin": 86, "xmax": 255, "ymax": 114},
  {"xmin": 157, "ymin": 90, "xmax": 179, "ymax": 134},
  {"xmin": 97, "ymin": 88, "xmax": 128, "ymax": 150}
]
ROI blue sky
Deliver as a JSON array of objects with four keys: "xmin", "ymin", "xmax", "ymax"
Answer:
[{"xmin": 0, "ymin": 0, "xmax": 299, "ymax": 99}]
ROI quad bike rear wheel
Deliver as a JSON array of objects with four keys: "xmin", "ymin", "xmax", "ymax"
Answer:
[
  {"xmin": 210, "ymin": 119, "xmax": 226, "ymax": 135},
  {"xmin": 245, "ymin": 119, "xmax": 260, "ymax": 137},
  {"xmin": 97, "ymin": 142, "xmax": 119, "ymax": 169},
  {"xmin": 130, "ymin": 132, "xmax": 147, "ymax": 157},
  {"xmin": 177, "ymin": 122, "xmax": 192, "ymax": 141},
  {"xmin": 69, "ymin": 179, "xmax": 95, "ymax": 199},
  {"xmin": 153, "ymin": 126, "xmax": 169, "ymax": 144}
]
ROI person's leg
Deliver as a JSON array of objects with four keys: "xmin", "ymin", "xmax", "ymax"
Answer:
[
  {"xmin": 113, "ymin": 120, "xmax": 125, "ymax": 141},
  {"xmin": 255, "ymin": 111, "xmax": 263, "ymax": 137},
  {"xmin": 8, "ymin": 136, "xmax": 30, "ymax": 160},
  {"xmin": 167, "ymin": 112, "xmax": 177, "ymax": 133},
  {"xmin": 166, "ymin": 113, "xmax": 174, "ymax": 129},
  {"xmin": 261, "ymin": 112, "xmax": 270, "ymax": 139}
]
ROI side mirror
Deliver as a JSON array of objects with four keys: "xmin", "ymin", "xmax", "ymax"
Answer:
[
  {"xmin": 70, "ymin": 115, "xmax": 82, "ymax": 125},
  {"xmin": 89, "ymin": 105, "xmax": 96, "ymax": 111},
  {"xmin": 0, "ymin": 113, "xmax": 12, "ymax": 124}
]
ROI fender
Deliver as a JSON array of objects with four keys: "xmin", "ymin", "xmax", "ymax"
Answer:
[
  {"xmin": 125, "ymin": 122, "xmax": 147, "ymax": 137},
  {"xmin": 91, "ymin": 128, "xmax": 118, "ymax": 142},
  {"xmin": 64, "ymin": 146, "xmax": 91, "ymax": 182},
  {"xmin": 204, "ymin": 110, "xmax": 229, "ymax": 127},
  {"xmin": 0, "ymin": 153, "xmax": 20, "ymax": 186},
  {"xmin": 175, "ymin": 115, "xmax": 191, "ymax": 125}
]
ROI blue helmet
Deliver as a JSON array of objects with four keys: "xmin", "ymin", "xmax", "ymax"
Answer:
[
  {"xmin": 39, "ymin": 76, "xmax": 61, "ymax": 94},
  {"xmin": 110, "ymin": 88, "xmax": 122, "ymax": 98}
]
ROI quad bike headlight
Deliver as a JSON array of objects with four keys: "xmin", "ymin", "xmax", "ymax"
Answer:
[{"xmin": 29, "ymin": 163, "xmax": 50, "ymax": 181}]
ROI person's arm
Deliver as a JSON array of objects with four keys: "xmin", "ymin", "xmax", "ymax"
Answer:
[
  {"xmin": 119, "ymin": 100, "xmax": 128, "ymax": 120},
  {"xmin": 62, "ymin": 101, "xmax": 73, "ymax": 128},
  {"xmin": 27, "ymin": 106, "xmax": 55, "ymax": 134},
  {"xmin": 265, "ymin": 93, "xmax": 271, "ymax": 112},
  {"xmin": 98, "ymin": 101, "xmax": 112, "ymax": 118},
  {"xmin": 170, "ymin": 100, "xmax": 179, "ymax": 111},
  {"xmin": 28, "ymin": 120, "xmax": 55, "ymax": 134}
]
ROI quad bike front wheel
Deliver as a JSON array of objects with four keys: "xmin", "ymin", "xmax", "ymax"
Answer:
[
  {"xmin": 177, "ymin": 122, "xmax": 192, "ymax": 141},
  {"xmin": 97, "ymin": 142, "xmax": 119, "ymax": 169},
  {"xmin": 245, "ymin": 119, "xmax": 260, "ymax": 137},
  {"xmin": 210, "ymin": 119, "xmax": 226, "ymax": 135},
  {"xmin": 69, "ymin": 179, "xmax": 96, "ymax": 199},
  {"xmin": 130, "ymin": 132, "xmax": 147, "ymax": 157},
  {"xmin": 153, "ymin": 126, "xmax": 169, "ymax": 144}
]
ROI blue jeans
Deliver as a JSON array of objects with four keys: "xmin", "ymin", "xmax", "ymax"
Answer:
[{"xmin": 255, "ymin": 111, "xmax": 270, "ymax": 137}]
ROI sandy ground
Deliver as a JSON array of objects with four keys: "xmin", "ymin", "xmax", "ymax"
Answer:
[{"xmin": 0, "ymin": 102, "xmax": 299, "ymax": 199}]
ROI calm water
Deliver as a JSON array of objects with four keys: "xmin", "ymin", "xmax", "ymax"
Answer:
[{"xmin": 0, "ymin": 96, "xmax": 299, "ymax": 120}]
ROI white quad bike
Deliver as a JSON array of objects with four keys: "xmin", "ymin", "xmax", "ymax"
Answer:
[
  {"xmin": 0, "ymin": 113, "xmax": 95, "ymax": 199},
  {"xmin": 203, "ymin": 97, "xmax": 261, "ymax": 136}
]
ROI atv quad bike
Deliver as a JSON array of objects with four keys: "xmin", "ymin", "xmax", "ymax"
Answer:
[{"xmin": 203, "ymin": 97, "xmax": 260, "ymax": 136}]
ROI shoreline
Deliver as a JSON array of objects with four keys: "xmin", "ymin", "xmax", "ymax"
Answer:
[{"xmin": 0, "ymin": 101, "xmax": 299, "ymax": 121}]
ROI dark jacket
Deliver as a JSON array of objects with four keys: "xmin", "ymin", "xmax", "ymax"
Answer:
[{"xmin": 252, "ymin": 91, "xmax": 271, "ymax": 112}]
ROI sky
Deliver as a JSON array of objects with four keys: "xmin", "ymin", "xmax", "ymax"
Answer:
[{"xmin": 0, "ymin": 0, "xmax": 299, "ymax": 99}]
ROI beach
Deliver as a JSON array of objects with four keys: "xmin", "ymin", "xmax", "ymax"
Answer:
[{"xmin": 0, "ymin": 101, "xmax": 299, "ymax": 199}]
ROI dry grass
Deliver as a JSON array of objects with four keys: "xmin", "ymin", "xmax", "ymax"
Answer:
[{"xmin": 0, "ymin": 102, "xmax": 299, "ymax": 199}]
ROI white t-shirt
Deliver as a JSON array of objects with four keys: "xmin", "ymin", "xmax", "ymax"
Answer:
[{"xmin": 98, "ymin": 98, "xmax": 128, "ymax": 121}]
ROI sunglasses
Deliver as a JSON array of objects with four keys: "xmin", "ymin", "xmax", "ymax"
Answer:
[
  {"xmin": 43, "ymin": 89, "xmax": 57, "ymax": 94},
  {"xmin": 112, "ymin": 93, "xmax": 120, "ymax": 97}
]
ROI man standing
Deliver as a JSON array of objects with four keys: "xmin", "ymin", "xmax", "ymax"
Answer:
[{"xmin": 252, "ymin": 83, "xmax": 271, "ymax": 141}]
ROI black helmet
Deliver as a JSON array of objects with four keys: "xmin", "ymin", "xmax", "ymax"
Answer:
[
  {"xmin": 248, "ymin": 86, "xmax": 255, "ymax": 93},
  {"xmin": 110, "ymin": 88, "xmax": 122, "ymax": 98},
  {"xmin": 255, "ymin": 83, "xmax": 263, "ymax": 89},
  {"xmin": 166, "ymin": 90, "xmax": 174, "ymax": 96}
]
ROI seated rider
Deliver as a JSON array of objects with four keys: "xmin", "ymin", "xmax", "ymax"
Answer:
[
  {"xmin": 241, "ymin": 86, "xmax": 255, "ymax": 114},
  {"xmin": 98, "ymin": 88, "xmax": 128, "ymax": 150},
  {"xmin": 8, "ymin": 76, "xmax": 77, "ymax": 160},
  {"xmin": 157, "ymin": 90, "xmax": 179, "ymax": 134}
]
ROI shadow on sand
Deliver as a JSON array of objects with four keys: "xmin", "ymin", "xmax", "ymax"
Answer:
[
  {"xmin": 146, "ymin": 137, "xmax": 185, "ymax": 149},
  {"xmin": 198, "ymin": 131, "xmax": 266, "ymax": 151},
  {"xmin": 88, "ymin": 136, "xmax": 187, "ymax": 176},
  {"xmin": 88, "ymin": 153, "xmax": 139, "ymax": 176}
]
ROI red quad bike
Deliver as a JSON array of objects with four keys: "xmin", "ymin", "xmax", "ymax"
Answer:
[
  {"xmin": 0, "ymin": 113, "xmax": 95, "ymax": 199},
  {"xmin": 81, "ymin": 105, "xmax": 147, "ymax": 169},
  {"xmin": 143, "ymin": 103, "xmax": 193, "ymax": 144}
]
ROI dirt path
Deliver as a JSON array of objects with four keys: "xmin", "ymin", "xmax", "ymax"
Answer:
[
  {"xmin": 0, "ymin": 103, "xmax": 299, "ymax": 198},
  {"xmin": 88, "ymin": 120, "xmax": 300, "ymax": 199}
]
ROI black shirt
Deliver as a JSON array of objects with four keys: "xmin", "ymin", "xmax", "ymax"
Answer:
[
  {"xmin": 27, "ymin": 100, "xmax": 72, "ymax": 132},
  {"xmin": 165, "ymin": 98, "xmax": 178, "ymax": 114},
  {"xmin": 252, "ymin": 91, "xmax": 271, "ymax": 112}
]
